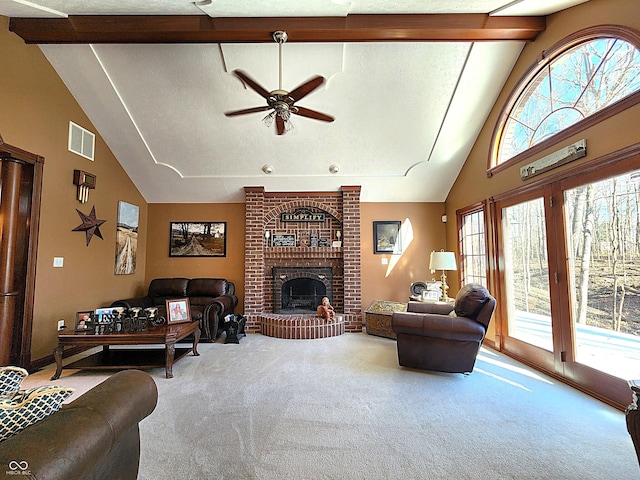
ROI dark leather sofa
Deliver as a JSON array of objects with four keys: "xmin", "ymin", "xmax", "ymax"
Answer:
[
  {"xmin": 0, "ymin": 370, "xmax": 157, "ymax": 480},
  {"xmin": 391, "ymin": 283, "xmax": 496, "ymax": 374},
  {"xmin": 111, "ymin": 277, "xmax": 238, "ymax": 341}
]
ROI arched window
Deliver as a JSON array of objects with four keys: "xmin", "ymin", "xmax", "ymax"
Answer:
[{"xmin": 491, "ymin": 26, "xmax": 640, "ymax": 169}]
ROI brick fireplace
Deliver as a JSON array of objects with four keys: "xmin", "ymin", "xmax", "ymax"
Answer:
[{"xmin": 243, "ymin": 186, "xmax": 362, "ymax": 336}]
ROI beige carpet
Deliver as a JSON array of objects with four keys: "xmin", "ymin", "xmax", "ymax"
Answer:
[{"xmin": 26, "ymin": 333, "xmax": 638, "ymax": 479}]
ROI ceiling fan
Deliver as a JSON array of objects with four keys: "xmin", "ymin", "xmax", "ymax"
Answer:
[{"xmin": 224, "ymin": 30, "xmax": 335, "ymax": 135}]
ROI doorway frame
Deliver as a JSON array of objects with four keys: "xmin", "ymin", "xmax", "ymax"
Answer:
[{"xmin": 0, "ymin": 141, "xmax": 44, "ymax": 369}]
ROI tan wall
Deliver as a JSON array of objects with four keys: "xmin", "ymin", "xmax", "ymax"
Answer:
[
  {"xmin": 360, "ymin": 202, "xmax": 446, "ymax": 310},
  {"xmin": 145, "ymin": 203, "xmax": 246, "ymax": 306},
  {"xmin": 0, "ymin": 17, "xmax": 148, "ymax": 361},
  {"xmin": 144, "ymin": 202, "xmax": 447, "ymax": 317},
  {"xmin": 445, "ymin": 0, "xmax": 640, "ymax": 343}
]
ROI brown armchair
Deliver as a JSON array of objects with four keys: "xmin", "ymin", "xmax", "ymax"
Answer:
[{"xmin": 391, "ymin": 283, "xmax": 496, "ymax": 374}]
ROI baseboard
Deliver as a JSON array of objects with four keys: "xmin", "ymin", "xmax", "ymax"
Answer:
[{"xmin": 28, "ymin": 345, "xmax": 93, "ymax": 373}]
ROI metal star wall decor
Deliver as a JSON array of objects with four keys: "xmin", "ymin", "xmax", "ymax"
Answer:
[{"xmin": 73, "ymin": 205, "xmax": 106, "ymax": 246}]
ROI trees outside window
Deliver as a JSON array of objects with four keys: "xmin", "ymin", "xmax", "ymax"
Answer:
[
  {"xmin": 565, "ymin": 170, "xmax": 640, "ymax": 379},
  {"xmin": 458, "ymin": 205, "xmax": 488, "ymax": 287},
  {"xmin": 492, "ymin": 27, "xmax": 640, "ymax": 168}
]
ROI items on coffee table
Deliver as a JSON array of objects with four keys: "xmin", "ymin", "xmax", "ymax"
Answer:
[{"xmin": 75, "ymin": 306, "xmax": 166, "ymax": 335}]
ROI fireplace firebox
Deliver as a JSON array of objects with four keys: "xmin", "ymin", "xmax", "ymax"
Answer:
[{"xmin": 273, "ymin": 267, "xmax": 332, "ymax": 314}]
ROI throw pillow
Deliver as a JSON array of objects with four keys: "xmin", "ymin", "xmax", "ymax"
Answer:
[
  {"xmin": 0, "ymin": 385, "xmax": 75, "ymax": 442},
  {"xmin": 0, "ymin": 366, "xmax": 29, "ymax": 401},
  {"xmin": 454, "ymin": 283, "xmax": 490, "ymax": 318}
]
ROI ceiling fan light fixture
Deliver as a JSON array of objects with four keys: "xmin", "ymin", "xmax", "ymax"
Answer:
[
  {"xmin": 224, "ymin": 29, "xmax": 334, "ymax": 135},
  {"xmin": 284, "ymin": 118, "xmax": 294, "ymax": 132},
  {"xmin": 275, "ymin": 102, "xmax": 291, "ymax": 121},
  {"xmin": 262, "ymin": 111, "xmax": 275, "ymax": 127}
]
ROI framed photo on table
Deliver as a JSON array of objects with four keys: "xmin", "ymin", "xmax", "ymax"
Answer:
[
  {"xmin": 166, "ymin": 298, "xmax": 191, "ymax": 324},
  {"xmin": 373, "ymin": 221, "xmax": 402, "ymax": 254},
  {"xmin": 75, "ymin": 311, "xmax": 94, "ymax": 331}
]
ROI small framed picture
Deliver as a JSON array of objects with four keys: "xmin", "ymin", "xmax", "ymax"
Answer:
[
  {"xmin": 166, "ymin": 298, "xmax": 191, "ymax": 324},
  {"xmin": 373, "ymin": 221, "xmax": 402, "ymax": 254},
  {"xmin": 422, "ymin": 290, "xmax": 440, "ymax": 301},
  {"xmin": 75, "ymin": 311, "xmax": 94, "ymax": 331},
  {"xmin": 94, "ymin": 307, "xmax": 115, "ymax": 324}
]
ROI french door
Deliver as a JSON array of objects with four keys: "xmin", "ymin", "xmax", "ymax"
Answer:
[
  {"xmin": 497, "ymin": 187, "xmax": 557, "ymax": 374},
  {"xmin": 495, "ymin": 156, "xmax": 640, "ymax": 407}
]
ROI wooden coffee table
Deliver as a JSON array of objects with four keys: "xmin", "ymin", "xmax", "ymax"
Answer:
[{"xmin": 51, "ymin": 321, "xmax": 200, "ymax": 379}]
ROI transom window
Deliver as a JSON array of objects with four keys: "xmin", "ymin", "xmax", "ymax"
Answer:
[{"xmin": 493, "ymin": 27, "xmax": 640, "ymax": 166}]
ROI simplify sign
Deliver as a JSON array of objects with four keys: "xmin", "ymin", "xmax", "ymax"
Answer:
[{"xmin": 281, "ymin": 208, "xmax": 325, "ymax": 222}]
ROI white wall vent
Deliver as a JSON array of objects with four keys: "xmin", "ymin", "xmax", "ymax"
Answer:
[{"xmin": 68, "ymin": 121, "xmax": 95, "ymax": 160}]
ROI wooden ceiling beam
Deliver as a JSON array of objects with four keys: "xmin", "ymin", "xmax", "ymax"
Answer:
[{"xmin": 9, "ymin": 14, "xmax": 545, "ymax": 44}]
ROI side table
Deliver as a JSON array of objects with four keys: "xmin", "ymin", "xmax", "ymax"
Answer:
[{"xmin": 365, "ymin": 300, "xmax": 407, "ymax": 339}]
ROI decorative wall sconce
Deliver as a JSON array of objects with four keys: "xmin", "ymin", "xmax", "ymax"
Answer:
[
  {"xmin": 73, "ymin": 170, "xmax": 96, "ymax": 203},
  {"xmin": 264, "ymin": 230, "xmax": 271, "ymax": 245}
]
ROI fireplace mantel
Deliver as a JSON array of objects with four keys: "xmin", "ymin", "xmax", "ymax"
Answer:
[{"xmin": 264, "ymin": 246, "xmax": 342, "ymax": 260}]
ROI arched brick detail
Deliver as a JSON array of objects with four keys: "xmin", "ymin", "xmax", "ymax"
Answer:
[{"xmin": 264, "ymin": 199, "xmax": 342, "ymax": 224}]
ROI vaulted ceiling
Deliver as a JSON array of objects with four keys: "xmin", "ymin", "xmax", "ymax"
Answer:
[{"xmin": 1, "ymin": 0, "xmax": 589, "ymax": 202}]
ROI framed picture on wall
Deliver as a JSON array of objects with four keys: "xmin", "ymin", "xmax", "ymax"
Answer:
[
  {"xmin": 169, "ymin": 222, "xmax": 227, "ymax": 257},
  {"xmin": 114, "ymin": 201, "xmax": 139, "ymax": 275},
  {"xmin": 373, "ymin": 221, "xmax": 402, "ymax": 254}
]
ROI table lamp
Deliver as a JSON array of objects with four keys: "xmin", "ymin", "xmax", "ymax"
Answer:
[{"xmin": 429, "ymin": 250, "xmax": 457, "ymax": 302}]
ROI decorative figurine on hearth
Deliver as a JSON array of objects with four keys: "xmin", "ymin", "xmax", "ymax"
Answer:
[{"xmin": 317, "ymin": 297, "xmax": 336, "ymax": 320}]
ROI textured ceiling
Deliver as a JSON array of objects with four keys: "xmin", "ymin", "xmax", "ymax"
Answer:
[{"xmin": 1, "ymin": 0, "xmax": 590, "ymax": 202}]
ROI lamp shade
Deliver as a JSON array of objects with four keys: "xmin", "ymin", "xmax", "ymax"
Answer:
[{"xmin": 429, "ymin": 251, "xmax": 457, "ymax": 271}]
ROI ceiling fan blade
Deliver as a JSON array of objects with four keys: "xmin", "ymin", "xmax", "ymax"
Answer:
[
  {"xmin": 293, "ymin": 106, "xmax": 335, "ymax": 123},
  {"xmin": 289, "ymin": 76, "xmax": 325, "ymax": 102},
  {"xmin": 233, "ymin": 69, "xmax": 271, "ymax": 99},
  {"xmin": 224, "ymin": 106, "xmax": 271, "ymax": 117},
  {"xmin": 275, "ymin": 115, "xmax": 286, "ymax": 135}
]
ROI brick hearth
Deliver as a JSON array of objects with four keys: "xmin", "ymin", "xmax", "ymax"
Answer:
[
  {"xmin": 243, "ymin": 186, "xmax": 362, "ymax": 336},
  {"xmin": 260, "ymin": 313, "xmax": 345, "ymax": 339}
]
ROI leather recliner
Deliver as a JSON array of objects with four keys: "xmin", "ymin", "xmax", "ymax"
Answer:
[{"xmin": 391, "ymin": 283, "xmax": 496, "ymax": 374}]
